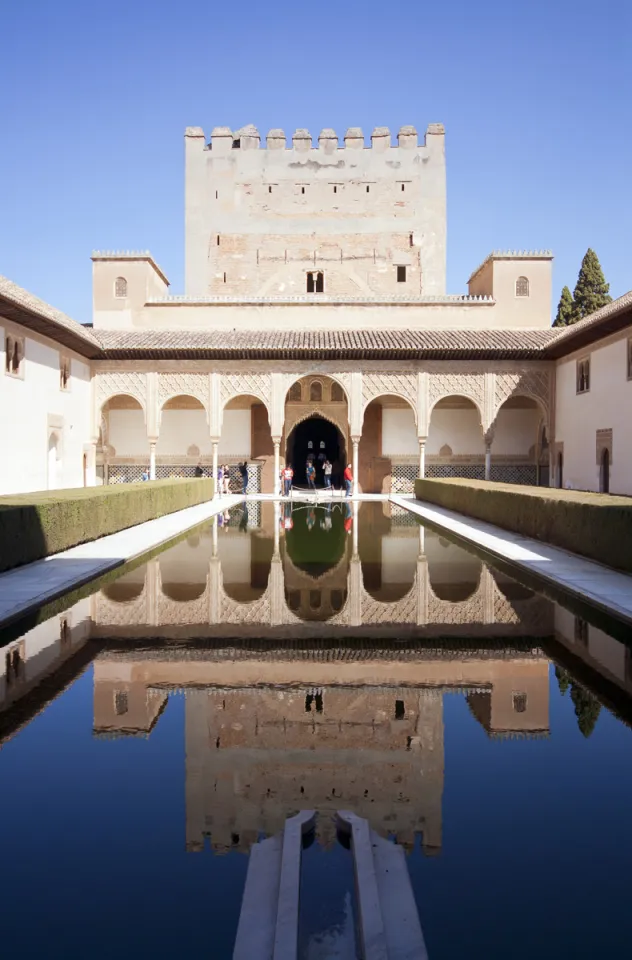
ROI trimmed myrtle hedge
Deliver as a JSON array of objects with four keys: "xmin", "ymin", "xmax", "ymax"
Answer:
[
  {"xmin": 0, "ymin": 478, "xmax": 214, "ymax": 574},
  {"xmin": 414, "ymin": 477, "xmax": 632, "ymax": 574}
]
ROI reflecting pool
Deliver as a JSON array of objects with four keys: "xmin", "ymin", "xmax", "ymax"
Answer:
[{"xmin": 1, "ymin": 501, "xmax": 632, "ymax": 959}]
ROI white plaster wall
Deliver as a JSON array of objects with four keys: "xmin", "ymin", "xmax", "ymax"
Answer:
[
  {"xmin": 219, "ymin": 409, "xmax": 251, "ymax": 457},
  {"xmin": 555, "ymin": 607, "xmax": 627, "ymax": 683},
  {"xmin": 381, "ymin": 407, "xmax": 417, "ymax": 455},
  {"xmin": 157, "ymin": 410, "xmax": 213, "ymax": 456},
  {"xmin": 555, "ymin": 335, "xmax": 632, "ymax": 494},
  {"xmin": 0, "ymin": 321, "xmax": 92, "ymax": 495},
  {"xmin": 427, "ymin": 408, "xmax": 484, "ymax": 455},
  {"xmin": 492, "ymin": 409, "xmax": 540, "ymax": 455},
  {"xmin": 108, "ymin": 409, "xmax": 147, "ymax": 457}
]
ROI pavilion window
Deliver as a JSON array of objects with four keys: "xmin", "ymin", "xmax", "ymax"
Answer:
[
  {"xmin": 394, "ymin": 700, "xmax": 405, "ymax": 720},
  {"xmin": 513, "ymin": 693, "xmax": 528, "ymax": 714},
  {"xmin": 307, "ymin": 271, "xmax": 324, "ymax": 293},
  {"xmin": 515, "ymin": 276, "xmax": 529, "ymax": 297},
  {"xmin": 288, "ymin": 382, "xmax": 302, "ymax": 402},
  {"xmin": 310, "ymin": 380, "xmax": 323, "ymax": 402},
  {"xmin": 114, "ymin": 276, "xmax": 127, "ymax": 298},
  {"xmin": 576, "ymin": 357, "xmax": 590, "ymax": 394},
  {"xmin": 114, "ymin": 690, "xmax": 129, "ymax": 715},
  {"xmin": 330, "ymin": 382, "xmax": 344, "ymax": 402},
  {"xmin": 397, "ymin": 265, "xmax": 407, "ymax": 283}
]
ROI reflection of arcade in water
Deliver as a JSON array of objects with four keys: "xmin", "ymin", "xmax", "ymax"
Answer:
[{"xmin": 90, "ymin": 502, "xmax": 554, "ymax": 641}]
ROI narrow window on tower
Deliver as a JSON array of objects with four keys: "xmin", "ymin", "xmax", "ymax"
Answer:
[
  {"xmin": 268, "ymin": 185, "xmax": 272, "ymax": 193},
  {"xmin": 333, "ymin": 185, "xmax": 337, "ymax": 194},
  {"xmin": 316, "ymin": 272, "xmax": 324, "ymax": 293},
  {"xmin": 306, "ymin": 272, "xmax": 315, "ymax": 293},
  {"xmin": 301, "ymin": 186, "xmax": 305, "ymax": 195},
  {"xmin": 216, "ymin": 235, "xmax": 220, "ymax": 246},
  {"xmin": 401, "ymin": 183, "xmax": 405, "ymax": 192},
  {"xmin": 409, "ymin": 233, "xmax": 414, "ymax": 247},
  {"xmin": 215, "ymin": 190, "xmax": 218, "ymax": 199},
  {"xmin": 366, "ymin": 185, "xmax": 370, "ymax": 193},
  {"xmin": 397, "ymin": 265, "xmax": 407, "ymax": 283},
  {"xmin": 223, "ymin": 272, "xmax": 227, "ymax": 283}
]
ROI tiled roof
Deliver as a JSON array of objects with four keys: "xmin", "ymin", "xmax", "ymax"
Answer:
[
  {"xmin": 94, "ymin": 327, "xmax": 558, "ymax": 360},
  {"xmin": 545, "ymin": 290, "xmax": 632, "ymax": 357},
  {"xmin": 0, "ymin": 275, "xmax": 100, "ymax": 357}
]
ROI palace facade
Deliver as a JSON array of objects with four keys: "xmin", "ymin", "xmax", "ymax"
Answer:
[{"xmin": 1, "ymin": 121, "xmax": 631, "ymax": 497}]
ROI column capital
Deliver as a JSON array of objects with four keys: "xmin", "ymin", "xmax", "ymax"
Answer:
[{"xmin": 350, "ymin": 435, "xmax": 362, "ymax": 445}]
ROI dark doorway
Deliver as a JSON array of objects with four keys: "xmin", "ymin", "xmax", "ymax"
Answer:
[
  {"xmin": 600, "ymin": 448, "xmax": 610, "ymax": 494},
  {"xmin": 286, "ymin": 415, "xmax": 345, "ymax": 487},
  {"xmin": 557, "ymin": 452, "xmax": 563, "ymax": 489}
]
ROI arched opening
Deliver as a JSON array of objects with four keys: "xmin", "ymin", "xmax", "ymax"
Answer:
[
  {"xmin": 219, "ymin": 529, "xmax": 273, "ymax": 603},
  {"xmin": 285, "ymin": 415, "xmax": 345, "ymax": 487},
  {"xmin": 47, "ymin": 432, "xmax": 61, "ymax": 490},
  {"xmin": 488, "ymin": 396, "xmax": 542, "ymax": 485},
  {"xmin": 425, "ymin": 529, "xmax": 482, "ymax": 601},
  {"xmin": 156, "ymin": 395, "xmax": 210, "ymax": 477},
  {"xmin": 102, "ymin": 570, "xmax": 146, "ymax": 603},
  {"xmin": 283, "ymin": 504, "xmax": 348, "ymax": 577},
  {"xmin": 600, "ymin": 448, "xmax": 610, "ymax": 494},
  {"xmin": 360, "ymin": 395, "xmax": 417, "ymax": 494},
  {"xmin": 159, "ymin": 539, "xmax": 208, "ymax": 603},
  {"xmin": 537, "ymin": 424, "xmax": 550, "ymax": 487},
  {"xmin": 360, "ymin": 501, "xmax": 418, "ymax": 601},
  {"xmin": 99, "ymin": 394, "xmax": 145, "ymax": 483},
  {"xmin": 283, "ymin": 376, "xmax": 349, "ymax": 489},
  {"xmin": 427, "ymin": 396, "xmax": 485, "ymax": 479},
  {"xmin": 221, "ymin": 394, "xmax": 272, "ymax": 494}
]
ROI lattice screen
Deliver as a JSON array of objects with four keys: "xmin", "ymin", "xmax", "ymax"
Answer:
[
  {"xmin": 391, "ymin": 464, "xmax": 418, "ymax": 494},
  {"xmin": 107, "ymin": 462, "xmax": 262, "ymax": 492},
  {"xmin": 491, "ymin": 465, "xmax": 537, "ymax": 485},
  {"xmin": 427, "ymin": 464, "xmax": 485, "ymax": 480}
]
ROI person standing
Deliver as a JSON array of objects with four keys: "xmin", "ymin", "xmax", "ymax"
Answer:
[
  {"xmin": 306, "ymin": 461, "xmax": 316, "ymax": 490},
  {"xmin": 216, "ymin": 463, "xmax": 223, "ymax": 495},
  {"xmin": 223, "ymin": 466, "xmax": 231, "ymax": 495},
  {"xmin": 343, "ymin": 462, "xmax": 353, "ymax": 497},
  {"xmin": 282, "ymin": 464, "xmax": 294, "ymax": 496},
  {"xmin": 141, "ymin": 468, "xmax": 149, "ymax": 482},
  {"xmin": 323, "ymin": 459, "xmax": 333, "ymax": 490},
  {"xmin": 239, "ymin": 461, "xmax": 249, "ymax": 494},
  {"xmin": 194, "ymin": 464, "xmax": 204, "ymax": 477}
]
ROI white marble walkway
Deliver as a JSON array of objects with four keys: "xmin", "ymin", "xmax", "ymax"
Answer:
[
  {"xmin": 391, "ymin": 495, "xmax": 632, "ymax": 627},
  {"xmin": 0, "ymin": 495, "xmax": 242, "ymax": 630}
]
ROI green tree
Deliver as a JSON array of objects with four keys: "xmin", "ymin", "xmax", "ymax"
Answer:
[
  {"xmin": 571, "ymin": 248, "xmax": 612, "ymax": 321},
  {"xmin": 555, "ymin": 666, "xmax": 570, "ymax": 695},
  {"xmin": 553, "ymin": 286, "xmax": 575, "ymax": 327},
  {"xmin": 570, "ymin": 682, "xmax": 601, "ymax": 738}
]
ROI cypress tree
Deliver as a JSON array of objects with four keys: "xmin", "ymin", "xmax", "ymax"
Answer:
[
  {"xmin": 555, "ymin": 666, "xmax": 570, "ymax": 695},
  {"xmin": 571, "ymin": 248, "xmax": 612, "ymax": 321},
  {"xmin": 570, "ymin": 682, "xmax": 601, "ymax": 738},
  {"xmin": 553, "ymin": 286, "xmax": 574, "ymax": 327}
]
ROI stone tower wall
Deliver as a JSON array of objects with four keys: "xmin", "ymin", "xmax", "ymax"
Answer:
[{"xmin": 184, "ymin": 123, "xmax": 446, "ymax": 299}]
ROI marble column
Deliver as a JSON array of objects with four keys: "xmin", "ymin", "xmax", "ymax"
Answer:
[
  {"xmin": 352, "ymin": 436, "xmax": 360, "ymax": 497},
  {"xmin": 212, "ymin": 441, "xmax": 219, "ymax": 493},
  {"xmin": 273, "ymin": 438, "xmax": 281, "ymax": 496},
  {"xmin": 418, "ymin": 437, "xmax": 427, "ymax": 479},
  {"xmin": 149, "ymin": 440, "xmax": 157, "ymax": 480},
  {"xmin": 484, "ymin": 441, "xmax": 492, "ymax": 481}
]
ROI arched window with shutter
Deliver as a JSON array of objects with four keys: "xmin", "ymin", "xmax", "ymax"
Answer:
[
  {"xmin": 310, "ymin": 380, "xmax": 323, "ymax": 402},
  {"xmin": 515, "ymin": 276, "xmax": 529, "ymax": 297},
  {"xmin": 288, "ymin": 382, "xmax": 302, "ymax": 402},
  {"xmin": 114, "ymin": 277, "xmax": 128, "ymax": 298}
]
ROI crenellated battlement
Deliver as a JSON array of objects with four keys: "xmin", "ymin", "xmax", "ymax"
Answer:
[{"xmin": 188, "ymin": 123, "xmax": 444, "ymax": 152}]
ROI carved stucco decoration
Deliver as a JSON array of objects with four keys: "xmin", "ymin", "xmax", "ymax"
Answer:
[
  {"xmin": 94, "ymin": 371, "xmax": 147, "ymax": 414},
  {"xmin": 94, "ymin": 588, "xmax": 148, "ymax": 626},
  {"xmin": 428, "ymin": 373, "xmax": 485, "ymax": 423},
  {"xmin": 493, "ymin": 370, "xmax": 551, "ymax": 424},
  {"xmin": 157, "ymin": 373, "xmax": 209, "ymax": 417},
  {"xmin": 426, "ymin": 582, "xmax": 486, "ymax": 625},
  {"xmin": 360, "ymin": 581, "xmax": 419, "ymax": 625},
  {"xmin": 362, "ymin": 372, "xmax": 418, "ymax": 419},
  {"xmin": 282, "ymin": 371, "xmax": 352, "ymax": 403},
  {"xmin": 220, "ymin": 591, "xmax": 271, "ymax": 625},
  {"xmin": 283, "ymin": 405, "xmax": 350, "ymax": 442},
  {"xmin": 220, "ymin": 372, "xmax": 272, "ymax": 411}
]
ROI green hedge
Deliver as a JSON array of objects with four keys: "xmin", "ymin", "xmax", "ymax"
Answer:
[
  {"xmin": 414, "ymin": 478, "xmax": 632, "ymax": 574},
  {"xmin": 0, "ymin": 478, "xmax": 214, "ymax": 574}
]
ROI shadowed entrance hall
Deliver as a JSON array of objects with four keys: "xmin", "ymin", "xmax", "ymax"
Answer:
[{"xmin": 285, "ymin": 415, "xmax": 345, "ymax": 487}]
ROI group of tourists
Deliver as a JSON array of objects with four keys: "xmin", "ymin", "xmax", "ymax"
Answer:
[
  {"xmin": 216, "ymin": 462, "xmax": 249, "ymax": 495},
  {"xmin": 280, "ymin": 459, "xmax": 353, "ymax": 496}
]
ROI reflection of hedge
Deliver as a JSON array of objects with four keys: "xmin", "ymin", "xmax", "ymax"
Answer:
[
  {"xmin": 414, "ymin": 477, "xmax": 632, "ymax": 574},
  {"xmin": 0, "ymin": 479, "xmax": 214, "ymax": 574}
]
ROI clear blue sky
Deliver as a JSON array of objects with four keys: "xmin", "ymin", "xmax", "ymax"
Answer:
[{"xmin": 1, "ymin": 0, "xmax": 630, "ymax": 323}]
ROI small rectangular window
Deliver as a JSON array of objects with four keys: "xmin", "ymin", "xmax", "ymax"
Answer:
[
  {"xmin": 60, "ymin": 356, "xmax": 70, "ymax": 391},
  {"xmin": 4, "ymin": 335, "xmax": 25, "ymax": 378},
  {"xmin": 409, "ymin": 233, "xmax": 414, "ymax": 247},
  {"xmin": 576, "ymin": 357, "xmax": 590, "ymax": 394},
  {"xmin": 401, "ymin": 183, "xmax": 405, "ymax": 192},
  {"xmin": 215, "ymin": 190, "xmax": 218, "ymax": 199},
  {"xmin": 216, "ymin": 235, "xmax": 220, "ymax": 246},
  {"xmin": 574, "ymin": 617, "xmax": 589, "ymax": 645},
  {"xmin": 114, "ymin": 690, "xmax": 129, "ymax": 715},
  {"xmin": 268, "ymin": 185, "xmax": 272, "ymax": 193},
  {"xmin": 397, "ymin": 265, "xmax": 407, "ymax": 283},
  {"xmin": 333, "ymin": 185, "xmax": 337, "ymax": 194},
  {"xmin": 394, "ymin": 700, "xmax": 405, "ymax": 720},
  {"xmin": 366, "ymin": 185, "xmax": 370, "ymax": 193},
  {"xmin": 223, "ymin": 272, "xmax": 227, "ymax": 283},
  {"xmin": 301, "ymin": 186, "xmax": 305, "ymax": 195}
]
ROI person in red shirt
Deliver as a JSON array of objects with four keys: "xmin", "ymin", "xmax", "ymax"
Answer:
[{"xmin": 343, "ymin": 463, "xmax": 353, "ymax": 497}]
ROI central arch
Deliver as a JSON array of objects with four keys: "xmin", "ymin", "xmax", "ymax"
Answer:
[{"xmin": 285, "ymin": 414, "xmax": 346, "ymax": 487}]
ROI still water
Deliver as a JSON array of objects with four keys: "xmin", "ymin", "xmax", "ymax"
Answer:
[{"xmin": 1, "ymin": 501, "xmax": 632, "ymax": 959}]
